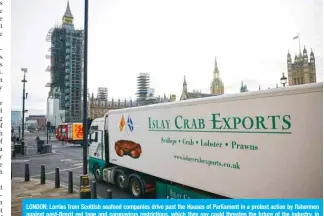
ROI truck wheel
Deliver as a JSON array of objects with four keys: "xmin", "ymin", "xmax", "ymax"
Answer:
[
  {"xmin": 93, "ymin": 164, "xmax": 101, "ymax": 181},
  {"xmin": 115, "ymin": 172, "xmax": 126, "ymax": 190},
  {"xmin": 129, "ymin": 177, "xmax": 144, "ymax": 199}
]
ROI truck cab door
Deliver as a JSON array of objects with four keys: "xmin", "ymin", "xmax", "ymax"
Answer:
[
  {"xmin": 89, "ymin": 130, "xmax": 104, "ymax": 160},
  {"xmin": 96, "ymin": 131, "xmax": 104, "ymax": 160},
  {"xmin": 104, "ymin": 130, "xmax": 109, "ymax": 163}
]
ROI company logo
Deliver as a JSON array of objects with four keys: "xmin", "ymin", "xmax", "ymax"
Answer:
[{"xmin": 119, "ymin": 114, "xmax": 134, "ymax": 134}]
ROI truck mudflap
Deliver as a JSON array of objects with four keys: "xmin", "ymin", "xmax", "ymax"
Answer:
[
  {"xmin": 128, "ymin": 173, "xmax": 155, "ymax": 193},
  {"xmin": 144, "ymin": 184, "xmax": 155, "ymax": 193}
]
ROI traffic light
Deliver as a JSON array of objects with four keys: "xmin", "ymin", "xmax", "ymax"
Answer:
[{"xmin": 47, "ymin": 121, "xmax": 51, "ymax": 129}]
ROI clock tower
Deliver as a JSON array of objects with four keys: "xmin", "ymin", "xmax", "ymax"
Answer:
[{"xmin": 62, "ymin": 1, "xmax": 74, "ymax": 26}]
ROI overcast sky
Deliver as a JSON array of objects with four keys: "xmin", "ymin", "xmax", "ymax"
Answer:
[{"xmin": 11, "ymin": 0, "xmax": 323, "ymax": 114}]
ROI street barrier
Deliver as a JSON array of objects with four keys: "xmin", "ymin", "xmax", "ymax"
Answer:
[
  {"xmin": 40, "ymin": 165, "xmax": 46, "ymax": 184},
  {"xmin": 25, "ymin": 163, "xmax": 30, "ymax": 182},
  {"xmin": 91, "ymin": 181, "xmax": 97, "ymax": 199},
  {"xmin": 55, "ymin": 168, "xmax": 60, "ymax": 188},
  {"xmin": 36, "ymin": 139, "xmax": 52, "ymax": 154},
  {"xmin": 68, "ymin": 171, "xmax": 73, "ymax": 194}
]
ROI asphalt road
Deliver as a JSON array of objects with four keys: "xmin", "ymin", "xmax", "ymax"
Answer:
[{"xmin": 12, "ymin": 131, "xmax": 132, "ymax": 199}]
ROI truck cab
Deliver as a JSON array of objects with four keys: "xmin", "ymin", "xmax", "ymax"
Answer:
[
  {"xmin": 88, "ymin": 117, "xmax": 106, "ymax": 180},
  {"xmin": 88, "ymin": 115, "xmax": 155, "ymax": 198}
]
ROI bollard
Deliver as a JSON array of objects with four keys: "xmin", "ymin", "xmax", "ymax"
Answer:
[
  {"xmin": 55, "ymin": 168, "xmax": 60, "ymax": 188},
  {"xmin": 80, "ymin": 175, "xmax": 91, "ymax": 199},
  {"xmin": 68, "ymin": 171, "xmax": 73, "ymax": 193},
  {"xmin": 40, "ymin": 165, "xmax": 46, "ymax": 184},
  {"xmin": 24, "ymin": 163, "xmax": 30, "ymax": 182},
  {"xmin": 21, "ymin": 141, "xmax": 25, "ymax": 155},
  {"xmin": 91, "ymin": 181, "xmax": 97, "ymax": 199},
  {"xmin": 106, "ymin": 189, "xmax": 112, "ymax": 199}
]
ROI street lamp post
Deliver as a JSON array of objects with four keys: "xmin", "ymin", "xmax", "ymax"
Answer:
[
  {"xmin": 21, "ymin": 68, "xmax": 28, "ymax": 155},
  {"xmin": 80, "ymin": 0, "xmax": 91, "ymax": 199},
  {"xmin": 46, "ymin": 121, "xmax": 50, "ymax": 144},
  {"xmin": 46, "ymin": 98, "xmax": 49, "ymax": 144},
  {"xmin": 18, "ymin": 125, "xmax": 21, "ymax": 140},
  {"xmin": 281, "ymin": 72, "xmax": 287, "ymax": 87}
]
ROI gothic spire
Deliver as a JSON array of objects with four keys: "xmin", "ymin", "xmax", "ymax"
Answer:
[
  {"xmin": 183, "ymin": 76, "xmax": 188, "ymax": 93},
  {"xmin": 213, "ymin": 57, "xmax": 219, "ymax": 77},
  {"xmin": 183, "ymin": 76, "xmax": 187, "ymax": 85},
  {"xmin": 63, "ymin": 1, "xmax": 73, "ymax": 18}
]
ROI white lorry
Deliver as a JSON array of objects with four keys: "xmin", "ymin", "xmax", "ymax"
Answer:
[{"xmin": 88, "ymin": 82, "xmax": 323, "ymax": 199}]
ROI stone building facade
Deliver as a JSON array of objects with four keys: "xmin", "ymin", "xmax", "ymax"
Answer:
[
  {"xmin": 287, "ymin": 47, "xmax": 316, "ymax": 86},
  {"xmin": 89, "ymin": 94, "xmax": 135, "ymax": 120},
  {"xmin": 89, "ymin": 89, "xmax": 176, "ymax": 119}
]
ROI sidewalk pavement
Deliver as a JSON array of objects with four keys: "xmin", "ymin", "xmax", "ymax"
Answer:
[
  {"xmin": 12, "ymin": 178, "xmax": 79, "ymax": 216},
  {"xmin": 12, "ymin": 149, "xmax": 56, "ymax": 159}
]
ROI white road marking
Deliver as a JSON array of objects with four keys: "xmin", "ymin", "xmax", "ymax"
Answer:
[
  {"xmin": 11, "ymin": 159, "xmax": 31, "ymax": 163},
  {"xmin": 30, "ymin": 165, "xmax": 83, "ymax": 178},
  {"xmin": 70, "ymin": 163, "xmax": 83, "ymax": 167},
  {"xmin": 60, "ymin": 159, "xmax": 72, "ymax": 162},
  {"xmin": 52, "ymin": 145, "xmax": 80, "ymax": 149}
]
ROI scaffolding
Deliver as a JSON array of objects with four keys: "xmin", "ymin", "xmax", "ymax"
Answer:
[
  {"xmin": 97, "ymin": 87, "xmax": 108, "ymax": 101},
  {"xmin": 46, "ymin": 23, "xmax": 84, "ymax": 123},
  {"xmin": 136, "ymin": 73, "xmax": 150, "ymax": 102}
]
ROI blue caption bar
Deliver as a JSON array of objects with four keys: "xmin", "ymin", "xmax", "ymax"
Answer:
[{"xmin": 23, "ymin": 199, "xmax": 322, "ymax": 216}]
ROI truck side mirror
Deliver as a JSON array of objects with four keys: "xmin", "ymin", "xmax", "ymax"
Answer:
[{"xmin": 88, "ymin": 134, "xmax": 92, "ymax": 144}]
